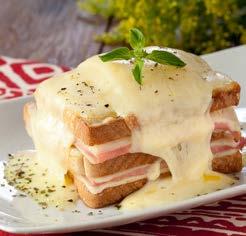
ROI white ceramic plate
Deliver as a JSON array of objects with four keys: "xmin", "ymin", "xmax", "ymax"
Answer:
[{"xmin": 0, "ymin": 46, "xmax": 246, "ymax": 234}]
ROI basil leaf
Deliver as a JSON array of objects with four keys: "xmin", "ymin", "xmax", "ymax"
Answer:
[
  {"xmin": 130, "ymin": 28, "xmax": 145, "ymax": 49},
  {"xmin": 132, "ymin": 60, "xmax": 144, "ymax": 85},
  {"xmin": 146, "ymin": 50, "xmax": 186, "ymax": 67},
  {"xmin": 99, "ymin": 47, "xmax": 133, "ymax": 62},
  {"xmin": 99, "ymin": 28, "xmax": 186, "ymax": 85}
]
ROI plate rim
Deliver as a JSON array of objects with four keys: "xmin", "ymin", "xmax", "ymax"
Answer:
[
  {"xmin": 0, "ymin": 184, "xmax": 245, "ymax": 234},
  {"xmin": 0, "ymin": 96, "xmax": 245, "ymax": 234}
]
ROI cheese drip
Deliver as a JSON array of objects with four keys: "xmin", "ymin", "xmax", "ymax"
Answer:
[{"xmin": 26, "ymin": 103, "xmax": 74, "ymax": 181}]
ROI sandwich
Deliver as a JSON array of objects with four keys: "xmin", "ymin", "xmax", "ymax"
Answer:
[{"xmin": 23, "ymin": 29, "xmax": 245, "ymax": 209}]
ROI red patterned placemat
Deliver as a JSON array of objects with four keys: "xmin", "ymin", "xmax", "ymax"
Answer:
[
  {"xmin": 0, "ymin": 56, "xmax": 68, "ymax": 99},
  {"xmin": 0, "ymin": 56, "xmax": 245, "ymax": 236}
]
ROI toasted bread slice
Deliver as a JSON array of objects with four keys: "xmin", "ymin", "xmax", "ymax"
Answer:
[
  {"xmin": 80, "ymin": 150, "xmax": 243, "ymax": 178},
  {"xmin": 211, "ymin": 131, "xmax": 241, "ymax": 141},
  {"xmin": 71, "ymin": 151, "xmax": 242, "ymax": 208},
  {"xmin": 211, "ymin": 81, "xmax": 240, "ymax": 112},
  {"xmin": 74, "ymin": 177, "xmax": 147, "ymax": 208},
  {"xmin": 63, "ymin": 81, "xmax": 240, "ymax": 146},
  {"xmin": 83, "ymin": 153, "xmax": 161, "ymax": 178}
]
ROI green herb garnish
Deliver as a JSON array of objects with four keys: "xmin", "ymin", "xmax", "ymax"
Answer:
[{"xmin": 99, "ymin": 28, "xmax": 186, "ymax": 85}]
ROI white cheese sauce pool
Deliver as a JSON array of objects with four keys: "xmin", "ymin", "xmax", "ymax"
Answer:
[
  {"xmin": 120, "ymin": 171, "xmax": 236, "ymax": 209},
  {"xmin": 4, "ymin": 151, "xmax": 78, "ymax": 209}
]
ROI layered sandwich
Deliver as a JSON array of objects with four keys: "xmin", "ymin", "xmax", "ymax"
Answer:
[{"xmin": 23, "ymin": 34, "xmax": 245, "ymax": 208}]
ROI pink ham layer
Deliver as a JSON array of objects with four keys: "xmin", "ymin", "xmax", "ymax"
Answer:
[
  {"xmin": 211, "ymin": 137, "xmax": 246, "ymax": 154},
  {"xmin": 211, "ymin": 138, "xmax": 246, "ymax": 154},
  {"xmin": 214, "ymin": 122, "xmax": 240, "ymax": 135},
  {"xmin": 75, "ymin": 139, "xmax": 131, "ymax": 164},
  {"xmin": 84, "ymin": 164, "xmax": 168, "ymax": 187},
  {"xmin": 87, "ymin": 165, "xmax": 149, "ymax": 187},
  {"xmin": 212, "ymin": 121, "xmax": 245, "ymax": 154},
  {"xmin": 76, "ymin": 123, "xmax": 245, "ymax": 164}
]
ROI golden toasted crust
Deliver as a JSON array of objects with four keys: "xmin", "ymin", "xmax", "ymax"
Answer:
[
  {"xmin": 211, "ymin": 131, "xmax": 241, "ymax": 141},
  {"xmin": 80, "ymin": 151, "xmax": 242, "ymax": 178},
  {"xmin": 212, "ymin": 151, "xmax": 242, "ymax": 173},
  {"xmin": 83, "ymin": 153, "xmax": 164, "ymax": 178},
  {"xmin": 74, "ymin": 177, "xmax": 147, "ymax": 208},
  {"xmin": 64, "ymin": 109, "xmax": 131, "ymax": 146},
  {"xmin": 68, "ymin": 151, "xmax": 168, "ymax": 178},
  {"xmin": 211, "ymin": 81, "xmax": 240, "ymax": 112}
]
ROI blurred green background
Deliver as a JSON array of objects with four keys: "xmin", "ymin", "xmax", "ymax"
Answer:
[{"xmin": 78, "ymin": 0, "xmax": 246, "ymax": 55}]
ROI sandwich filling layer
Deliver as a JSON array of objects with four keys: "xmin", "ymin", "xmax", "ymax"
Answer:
[
  {"xmin": 76, "ymin": 160, "xmax": 167, "ymax": 194},
  {"xmin": 73, "ymin": 107, "xmax": 242, "ymax": 165}
]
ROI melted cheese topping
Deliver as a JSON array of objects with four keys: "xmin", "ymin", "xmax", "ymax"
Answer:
[{"xmin": 120, "ymin": 171, "xmax": 235, "ymax": 209}]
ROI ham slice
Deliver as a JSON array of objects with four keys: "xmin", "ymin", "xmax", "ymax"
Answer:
[
  {"xmin": 83, "ymin": 161, "xmax": 169, "ymax": 188},
  {"xmin": 87, "ymin": 165, "xmax": 150, "ymax": 186},
  {"xmin": 211, "ymin": 137, "xmax": 246, "ymax": 154},
  {"xmin": 211, "ymin": 107, "xmax": 241, "ymax": 132},
  {"xmin": 76, "ymin": 107, "xmax": 245, "ymax": 164},
  {"xmin": 75, "ymin": 138, "xmax": 131, "ymax": 164},
  {"xmin": 210, "ymin": 107, "xmax": 245, "ymax": 155}
]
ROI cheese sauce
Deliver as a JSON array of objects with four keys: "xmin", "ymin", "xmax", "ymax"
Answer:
[
  {"xmin": 4, "ymin": 151, "xmax": 78, "ymax": 209},
  {"xmin": 120, "ymin": 171, "xmax": 235, "ymax": 209},
  {"xmin": 26, "ymin": 104, "xmax": 74, "ymax": 181}
]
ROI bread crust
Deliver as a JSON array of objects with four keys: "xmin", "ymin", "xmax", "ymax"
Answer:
[
  {"xmin": 80, "ymin": 151, "xmax": 242, "ymax": 178},
  {"xmin": 211, "ymin": 81, "xmax": 240, "ymax": 112},
  {"xmin": 74, "ymin": 172, "xmax": 171, "ymax": 208},
  {"xmin": 75, "ymin": 177, "xmax": 147, "ymax": 208},
  {"xmin": 211, "ymin": 131, "xmax": 241, "ymax": 141},
  {"xmin": 212, "ymin": 151, "xmax": 242, "ymax": 173},
  {"xmin": 83, "ymin": 153, "xmax": 163, "ymax": 178},
  {"xmin": 64, "ymin": 109, "xmax": 131, "ymax": 146}
]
